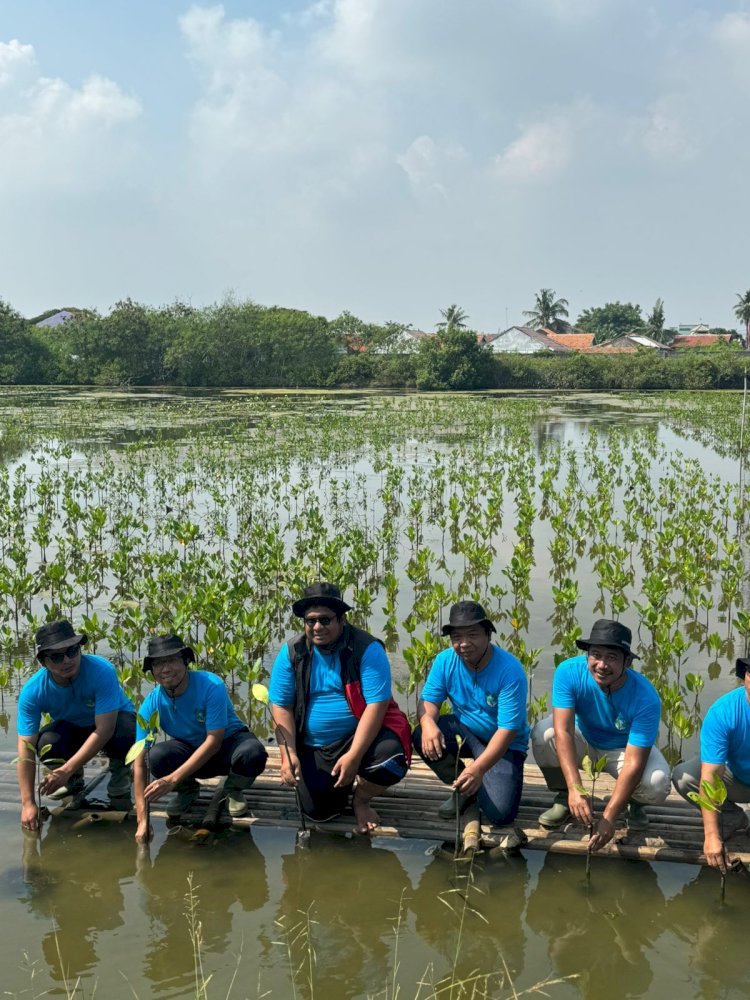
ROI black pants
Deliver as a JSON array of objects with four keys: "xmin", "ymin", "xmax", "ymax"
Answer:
[
  {"xmin": 298, "ymin": 726, "xmax": 407, "ymax": 822},
  {"xmin": 149, "ymin": 728, "xmax": 268, "ymax": 781},
  {"xmin": 39, "ymin": 711, "xmax": 136, "ymax": 765}
]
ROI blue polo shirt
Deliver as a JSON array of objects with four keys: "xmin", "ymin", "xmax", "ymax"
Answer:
[
  {"xmin": 700, "ymin": 688, "xmax": 750, "ymax": 785},
  {"xmin": 17, "ymin": 653, "xmax": 134, "ymax": 736},
  {"xmin": 420, "ymin": 645, "xmax": 529, "ymax": 753},
  {"xmin": 552, "ymin": 655, "xmax": 660, "ymax": 750},
  {"xmin": 136, "ymin": 670, "xmax": 245, "ymax": 746}
]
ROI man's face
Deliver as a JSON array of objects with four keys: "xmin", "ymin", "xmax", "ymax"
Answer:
[
  {"xmin": 450, "ymin": 625, "xmax": 489, "ymax": 667},
  {"xmin": 150, "ymin": 654, "xmax": 187, "ymax": 688},
  {"xmin": 303, "ymin": 606, "xmax": 344, "ymax": 647},
  {"xmin": 42, "ymin": 643, "xmax": 82, "ymax": 684},
  {"xmin": 586, "ymin": 645, "xmax": 630, "ymax": 688}
]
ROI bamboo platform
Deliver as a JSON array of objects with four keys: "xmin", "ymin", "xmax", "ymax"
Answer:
[{"xmin": 2, "ymin": 746, "xmax": 749, "ymax": 867}]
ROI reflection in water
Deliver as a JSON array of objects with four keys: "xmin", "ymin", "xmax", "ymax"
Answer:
[
  {"xmin": 19, "ymin": 819, "xmax": 135, "ymax": 988},
  {"xmin": 137, "ymin": 826, "xmax": 269, "ymax": 997},
  {"xmin": 526, "ymin": 854, "xmax": 665, "ymax": 1000}
]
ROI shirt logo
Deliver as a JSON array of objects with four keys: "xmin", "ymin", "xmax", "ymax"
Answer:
[
  {"xmin": 486, "ymin": 694, "xmax": 498, "ymax": 708},
  {"xmin": 85, "ymin": 698, "xmax": 96, "ymax": 708},
  {"xmin": 613, "ymin": 714, "xmax": 627, "ymax": 731},
  {"xmin": 195, "ymin": 710, "xmax": 206, "ymax": 724}
]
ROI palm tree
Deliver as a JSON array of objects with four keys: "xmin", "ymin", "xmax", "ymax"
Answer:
[
  {"xmin": 436, "ymin": 304, "xmax": 468, "ymax": 331},
  {"xmin": 734, "ymin": 290, "xmax": 750, "ymax": 345},
  {"xmin": 522, "ymin": 288, "xmax": 569, "ymax": 332}
]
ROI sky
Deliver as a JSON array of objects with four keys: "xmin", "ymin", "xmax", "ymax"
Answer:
[{"xmin": 1, "ymin": 0, "xmax": 748, "ymax": 333}]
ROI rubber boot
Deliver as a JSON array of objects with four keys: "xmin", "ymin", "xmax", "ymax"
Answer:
[
  {"xmin": 720, "ymin": 805, "xmax": 750, "ymax": 839},
  {"xmin": 107, "ymin": 760, "xmax": 131, "ymax": 800},
  {"xmin": 538, "ymin": 767, "xmax": 571, "ymax": 829},
  {"xmin": 428, "ymin": 753, "xmax": 475, "ymax": 820},
  {"xmin": 224, "ymin": 774, "xmax": 252, "ymax": 818},
  {"xmin": 166, "ymin": 778, "xmax": 201, "ymax": 819},
  {"xmin": 48, "ymin": 769, "xmax": 85, "ymax": 801},
  {"xmin": 625, "ymin": 799, "xmax": 649, "ymax": 832}
]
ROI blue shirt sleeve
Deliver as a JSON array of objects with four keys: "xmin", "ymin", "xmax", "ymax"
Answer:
[
  {"xmin": 269, "ymin": 644, "xmax": 296, "ymax": 707},
  {"xmin": 359, "ymin": 642, "xmax": 392, "ymax": 703},
  {"xmin": 204, "ymin": 677, "xmax": 231, "ymax": 732},
  {"xmin": 92, "ymin": 659, "xmax": 128, "ymax": 715},
  {"xmin": 495, "ymin": 660, "xmax": 528, "ymax": 732},
  {"xmin": 551, "ymin": 661, "xmax": 577, "ymax": 710},
  {"xmin": 700, "ymin": 699, "xmax": 730, "ymax": 765},
  {"xmin": 626, "ymin": 687, "xmax": 660, "ymax": 747},
  {"xmin": 420, "ymin": 652, "xmax": 448, "ymax": 706},
  {"xmin": 17, "ymin": 680, "xmax": 41, "ymax": 737},
  {"xmin": 135, "ymin": 689, "xmax": 158, "ymax": 741}
]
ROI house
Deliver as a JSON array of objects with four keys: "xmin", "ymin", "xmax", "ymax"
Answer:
[
  {"xmin": 35, "ymin": 309, "xmax": 76, "ymax": 328},
  {"xmin": 670, "ymin": 333, "xmax": 733, "ymax": 349},
  {"xmin": 542, "ymin": 330, "xmax": 596, "ymax": 352},
  {"xmin": 487, "ymin": 326, "xmax": 572, "ymax": 354},
  {"xmin": 589, "ymin": 333, "xmax": 673, "ymax": 355}
]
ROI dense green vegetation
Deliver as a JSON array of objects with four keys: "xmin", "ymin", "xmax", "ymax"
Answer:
[{"xmin": 1, "ymin": 295, "xmax": 748, "ymax": 390}]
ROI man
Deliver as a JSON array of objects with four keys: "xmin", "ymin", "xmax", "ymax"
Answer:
[
  {"xmin": 133, "ymin": 634, "xmax": 267, "ymax": 842},
  {"xmin": 531, "ymin": 619, "xmax": 670, "ymax": 849},
  {"xmin": 269, "ymin": 582, "xmax": 411, "ymax": 834},
  {"xmin": 673, "ymin": 657, "xmax": 750, "ymax": 872},
  {"xmin": 17, "ymin": 620, "xmax": 136, "ymax": 831},
  {"xmin": 413, "ymin": 601, "xmax": 529, "ymax": 824}
]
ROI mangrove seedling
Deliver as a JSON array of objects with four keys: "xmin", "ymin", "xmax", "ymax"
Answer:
[
  {"xmin": 12, "ymin": 740, "xmax": 65, "ymax": 824},
  {"xmin": 688, "ymin": 773, "xmax": 730, "ymax": 902},
  {"xmin": 576, "ymin": 753, "xmax": 607, "ymax": 883},
  {"xmin": 126, "ymin": 710, "xmax": 160, "ymax": 834}
]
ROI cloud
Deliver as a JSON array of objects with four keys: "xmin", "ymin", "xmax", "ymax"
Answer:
[
  {"xmin": 494, "ymin": 121, "xmax": 572, "ymax": 182},
  {"xmin": 396, "ymin": 136, "xmax": 469, "ymax": 201},
  {"xmin": 713, "ymin": 11, "xmax": 750, "ymax": 91},
  {"xmin": 639, "ymin": 95, "xmax": 698, "ymax": 162},
  {"xmin": 0, "ymin": 38, "xmax": 35, "ymax": 88}
]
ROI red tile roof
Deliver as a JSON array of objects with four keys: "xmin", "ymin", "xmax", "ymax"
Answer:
[
  {"xmin": 543, "ymin": 330, "xmax": 595, "ymax": 351},
  {"xmin": 671, "ymin": 334, "xmax": 732, "ymax": 348}
]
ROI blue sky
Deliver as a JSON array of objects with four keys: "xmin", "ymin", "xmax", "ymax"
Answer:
[{"xmin": 1, "ymin": 1, "xmax": 748, "ymax": 332}]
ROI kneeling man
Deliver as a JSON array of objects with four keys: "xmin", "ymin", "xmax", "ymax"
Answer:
[
  {"xmin": 413, "ymin": 601, "xmax": 529, "ymax": 824},
  {"xmin": 269, "ymin": 582, "xmax": 411, "ymax": 833},
  {"xmin": 133, "ymin": 634, "xmax": 268, "ymax": 842},
  {"xmin": 531, "ymin": 619, "xmax": 670, "ymax": 849},
  {"xmin": 673, "ymin": 657, "xmax": 750, "ymax": 871}
]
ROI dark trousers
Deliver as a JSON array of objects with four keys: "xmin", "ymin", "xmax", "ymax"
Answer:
[
  {"xmin": 412, "ymin": 714, "xmax": 526, "ymax": 825},
  {"xmin": 297, "ymin": 726, "xmax": 408, "ymax": 822},
  {"xmin": 148, "ymin": 728, "xmax": 268, "ymax": 781},
  {"xmin": 39, "ymin": 711, "xmax": 136, "ymax": 765}
]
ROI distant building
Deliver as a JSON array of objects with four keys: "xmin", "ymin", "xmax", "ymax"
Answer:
[
  {"xmin": 543, "ymin": 330, "xmax": 596, "ymax": 352},
  {"xmin": 488, "ymin": 326, "xmax": 572, "ymax": 354},
  {"xmin": 589, "ymin": 333, "xmax": 673, "ymax": 355},
  {"xmin": 35, "ymin": 310, "xmax": 75, "ymax": 328},
  {"xmin": 670, "ymin": 334, "xmax": 733, "ymax": 349}
]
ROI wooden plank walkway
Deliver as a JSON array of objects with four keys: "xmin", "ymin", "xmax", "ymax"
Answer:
[{"xmin": 2, "ymin": 746, "xmax": 749, "ymax": 866}]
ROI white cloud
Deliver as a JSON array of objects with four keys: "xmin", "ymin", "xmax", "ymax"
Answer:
[
  {"xmin": 713, "ymin": 11, "xmax": 750, "ymax": 91},
  {"xmin": 396, "ymin": 135, "xmax": 469, "ymax": 200},
  {"xmin": 0, "ymin": 38, "xmax": 35, "ymax": 87},
  {"xmin": 494, "ymin": 121, "xmax": 572, "ymax": 182},
  {"xmin": 640, "ymin": 96, "xmax": 698, "ymax": 162}
]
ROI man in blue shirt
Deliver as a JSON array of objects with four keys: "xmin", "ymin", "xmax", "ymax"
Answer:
[
  {"xmin": 412, "ymin": 601, "xmax": 529, "ymax": 825},
  {"xmin": 270, "ymin": 582, "xmax": 411, "ymax": 834},
  {"xmin": 531, "ymin": 619, "xmax": 670, "ymax": 849},
  {"xmin": 673, "ymin": 657, "xmax": 750, "ymax": 871},
  {"xmin": 16, "ymin": 620, "xmax": 136, "ymax": 832},
  {"xmin": 133, "ymin": 634, "xmax": 267, "ymax": 841}
]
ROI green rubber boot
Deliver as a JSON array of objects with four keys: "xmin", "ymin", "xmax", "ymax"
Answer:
[
  {"xmin": 224, "ymin": 774, "xmax": 251, "ymax": 818},
  {"xmin": 166, "ymin": 779, "xmax": 201, "ymax": 819},
  {"xmin": 107, "ymin": 760, "xmax": 131, "ymax": 800},
  {"xmin": 538, "ymin": 791, "xmax": 572, "ymax": 830},
  {"xmin": 48, "ymin": 769, "xmax": 85, "ymax": 801},
  {"xmin": 625, "ymin": 800, "xmax": 649, "ymax": 832}
]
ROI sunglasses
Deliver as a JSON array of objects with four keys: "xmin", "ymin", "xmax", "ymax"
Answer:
[
  {"xmin": 304, "ymin": 615, "xmax": 335, "ymax": 627},
  {"xmin": 45, "ymin": 643, "xmax": 81, "ymax": 664}
]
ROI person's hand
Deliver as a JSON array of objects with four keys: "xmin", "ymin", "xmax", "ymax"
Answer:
[
  {"xmin": 332, "ymin": 750, "xmax": 361, "ymax": 788},
  {"xmin": 280, "ymin": 749, "xmax": 301, "ymax": 786},
  {"xmin": 703, "ymin": 831, "xmax": 727, "ymax": 873},
  {"xmin": 20, "ymin": 802, "xmax": 39, "ymax": 833},
  {"xmin": 588, "ymin": 816, "xmax": 616, "ymax": 852},
  {"xmin": 567, "ymin": 787, "xmax": 593, "ymax": 826},
  {"xmin": 39, "ymin": 766, "xmax": 72, "ymax": 796},
  {"xmin": 144, "ymin": 775, "xmax": 176, "ymax": 803},
  {"xmin": 135, "ymin": 818, "xmax": 154, "ymax": 844},
  {"xmin": 453, "ymin": 764, "xmax": 484, "ymax": 796},
  {"xmin": 420, "ymin": 720, "xmax": 446, "ymax": 761}
]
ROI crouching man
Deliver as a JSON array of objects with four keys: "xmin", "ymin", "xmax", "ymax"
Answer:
[
  {"xmin": 412, "ymin": 601, "xmax": 529, "ymax": 825},
  {"xmin": 269, "ymin": 583, "xmax": 411, "ymax": 834},
  {"xmin": 673, "ymin": 657, "xmax": 750, "ymax": 871},
  {"xmin": 17, "ymin": 620, "xmax": 136, "ymax": 831},
  {"xmin": 133, "ymin": 634, "xmax": 267, "ymax": 842},
  {"xmin": 531, "ymin": 619, "xmax": 670, "ymax": 850}
]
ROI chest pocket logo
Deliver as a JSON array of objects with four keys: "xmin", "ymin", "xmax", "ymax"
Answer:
[
  {"xmin": 485, "ymin": 693, "xmax": 498, "ymax": 708},
  {"xmin": 195, "ymin": 709, "xmax": 206, "ymax": 724},
  {"xmin": 85, "ymin": 698, "xmax": 96, "ymax": 708},
  {"xmin": 613, "ymin": 714, "xmax": 627, "ymax": 731}
]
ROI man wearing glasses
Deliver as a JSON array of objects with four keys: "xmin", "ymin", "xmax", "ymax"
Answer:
[
  {"xmin": 16, "ymin": 620, "xmax": 136, "ymax": 831},
  {"xmin": 270, "ymin": 582, "xmax": 411, "ymax": 833},
  {"xmin": 531, "ymin": 619, "xmax": 670, "ymax": 849}
]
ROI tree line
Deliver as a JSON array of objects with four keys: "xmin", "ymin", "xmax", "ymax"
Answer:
[{"xmin": 0, "ymin": 293, "xmax": 748, "ymax": 391}]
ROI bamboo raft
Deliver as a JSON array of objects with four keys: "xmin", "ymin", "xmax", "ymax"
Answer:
[{"xmin": 2, "ymin": 746, "xmax": 749, "ymax": 866}]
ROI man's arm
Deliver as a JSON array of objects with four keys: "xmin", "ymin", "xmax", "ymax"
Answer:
[
  {"xmin": 17, "ymin": 733, "xmax": 40, "ymax": 831},
  {"xmin": 697, "ymin": 761, "xmax": 728, "ymax": 872},
  {"xmin": 143, "ymin": 729, "xmax": 224, "ymax": 803},
  {"xmin": 39, "ymin": 710, "xmax": 119, "ymax": 795},
  {"xmin": 552, "ymin": 707, "xmax": 592, "ymax": 826},
  {"xmin": 588, "ymin": 742, "xmax": 650, "ymax": 852},
  {"xmin": 133, "ymin": 751, "xmax": 151, "ymax": 843},
  {"xmin": 417, "ymin": 699, "xmax": 446, "ymax": 760},
  {"xmin": 332, "ymin": 700, "xmax": 389, "ymax": 788},
  {"xmin": 271, "ymin": 704, "xmax": 301, "ymax": 786},
  {"xmin": 453, "ymin": 727, "xmax": 516, "ymax": 795}
]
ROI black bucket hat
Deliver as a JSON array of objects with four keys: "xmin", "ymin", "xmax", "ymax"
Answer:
[
  {"xmin": 36, "ymin": 620, "xmax": 88, "ymax": 656},
  {"xmin": 292, "ymin": 582, "xmax": 352, "ymax": 619},
  {"xmin": 735, "ymin": 657, "xmax": 750, "ymax": 679},
  {"xmin": 442, "ymin": 601, "xmax": 496, "ymax": 636},
  {"xmin": 143, "ymin": 634, "xmax": 196, "ymax": 673},
  {"xmin": 576, "ymin": 619, "xmax": 637, "ymax": 658}
]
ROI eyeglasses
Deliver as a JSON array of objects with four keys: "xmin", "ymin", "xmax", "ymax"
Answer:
[
  {"xmin": 45, "ymin": 644, "xmax": 81, "ymax": 664},
  {"xmin": 304, "ymin": 615, "xmax": 335, "ymax": 627}
]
